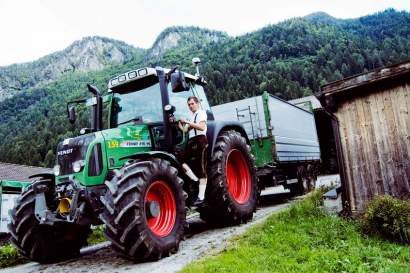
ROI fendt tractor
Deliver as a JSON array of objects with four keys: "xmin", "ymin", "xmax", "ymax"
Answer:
[{"xmin": 8, "ymin": 60, "xmax": 259, "ymax": 263}]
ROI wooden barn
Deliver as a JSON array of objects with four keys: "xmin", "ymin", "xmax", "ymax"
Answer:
[{"xmin": 317, "ymin": 61, "xmax": 410, "ymax": 214}]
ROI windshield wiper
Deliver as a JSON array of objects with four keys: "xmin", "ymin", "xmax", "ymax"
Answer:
[{"xmin": 117, "ymin": 116, "xmax": 143, "ymax": 126}]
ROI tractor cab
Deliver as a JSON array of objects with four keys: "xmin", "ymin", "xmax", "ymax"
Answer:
[
  {"xmin": 55, "ymin": 64, "xmax": 212, "ymax": 186},
  {"xmin": 107, "ymin": 67, "xmax": 211, "ymax": 154}
]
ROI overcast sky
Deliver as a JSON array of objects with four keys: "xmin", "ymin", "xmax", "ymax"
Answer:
[{"xmin": 0, "ymin": 0, "xmax": 409, "ymax": 66}]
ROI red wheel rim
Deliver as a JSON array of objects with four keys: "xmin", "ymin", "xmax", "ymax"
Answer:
[
  {"xmin": 225, "ymin": 149, "xmax": 251, "ymax": 204},
  {"xmin": 145, "ymin": 180, "xmax": 176, "ymax": 237}
]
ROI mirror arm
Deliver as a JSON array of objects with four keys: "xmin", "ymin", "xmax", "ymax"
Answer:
[{"xmin": 166, "ymin": 65, "xmax": 179, "ymax": 80}]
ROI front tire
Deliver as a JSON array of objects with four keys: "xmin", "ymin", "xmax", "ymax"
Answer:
[
  {"xmin": 200, "ymin": 130, "xmax": 257, "ymax": 225},
  {"xmin": 100, "ymin": 159, "xmax": 186, "ymax": 261},
  {"xmin": 8, "ymin": 180, "xmax": 90, "ymax": 263}
]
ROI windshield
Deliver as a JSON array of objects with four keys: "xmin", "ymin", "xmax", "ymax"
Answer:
[
  {"xmin": 113, "ymin": 82, "xmax": 163, "ymax": 125},
  {"xmin": 169, "ymin": 83, "xmax": 210, "ymax": 120}
]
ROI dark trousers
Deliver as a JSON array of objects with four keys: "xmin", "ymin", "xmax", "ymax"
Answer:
[{"xmin": 184, "ymin": 135, "xmax": 208, "ymax": 178}]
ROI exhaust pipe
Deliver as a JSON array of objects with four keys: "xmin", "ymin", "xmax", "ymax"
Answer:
[{"xmin": 87, "ymin": 84, "xmax": 103, "ymax": 131}]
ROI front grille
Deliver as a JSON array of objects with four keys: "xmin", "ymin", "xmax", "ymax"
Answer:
[{"xmin": 56, "ymin": 134, "xmax": 95, "ymax": 175}]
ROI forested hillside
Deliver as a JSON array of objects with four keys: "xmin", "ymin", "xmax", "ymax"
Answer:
[{"xmin": 0, "ymin": 9, "xmax": 409, "ymax": 167}]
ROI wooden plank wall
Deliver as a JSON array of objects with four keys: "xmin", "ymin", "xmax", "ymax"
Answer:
[{"xmin": 335, "ymin": 82, "xmax": 410, "ymax": 212}]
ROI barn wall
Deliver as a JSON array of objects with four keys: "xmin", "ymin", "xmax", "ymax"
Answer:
[{"xmin": 335, "ymin": 82, "xmax": 410, "ymax": 212}]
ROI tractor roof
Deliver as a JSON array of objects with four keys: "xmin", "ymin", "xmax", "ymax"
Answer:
[{"xmin": 108, "ymin": 67, "xmax": 201, "ymax": 91}]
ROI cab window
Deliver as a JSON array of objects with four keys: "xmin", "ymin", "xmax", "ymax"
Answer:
[{"xmin": 168, "ymin": 83, "xmax": 209, "ymax": 120}]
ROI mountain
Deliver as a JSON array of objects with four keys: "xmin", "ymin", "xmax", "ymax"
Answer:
[
  {"xmin": 148, "ymin": 26, "xmax": 227, "ymax": 58},
  {"xmin": 0, "ymin": 36, "xmax": 144, "ymax": 101},
  {"xmin": 304, "ymin": 11, "xmax": 341, "ymax": 25},
  {"xmin": 0, "ymin": 9, "xmax": 409, "ymax": 167}
]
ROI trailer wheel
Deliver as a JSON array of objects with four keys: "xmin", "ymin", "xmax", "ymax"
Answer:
[
  {"xmin": 8, "ymin": 181, "xmax": 90, "ymax": 263},
  {"xmin": 296, "ymin": 165, "xmax": 310, "ymax": 195},
  {"xmin": 306, "ymin": 164, "xmax": 316, "ymax": 191},
  {"xmin": 100, "ymin": 159, "xmax": 186, "ymax": 261},
  {"xmin": 200, "ymin": 130, "xmax": 257, "ymax": 225}
]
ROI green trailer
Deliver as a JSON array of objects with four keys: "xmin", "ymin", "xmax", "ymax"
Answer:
[{"xmin": 212, "ymin": 91, "xmax": 321, "ymax": 193}]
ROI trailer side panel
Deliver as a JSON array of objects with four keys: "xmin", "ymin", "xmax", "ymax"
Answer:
[{"xmin": 267, "ymin": 95, "xmax": 320, "ymax": 162}]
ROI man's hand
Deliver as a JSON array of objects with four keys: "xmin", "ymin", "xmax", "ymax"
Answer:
[
  {"xmin": 178, "ymin": 120, "xmax": 189, "ymax": 132},
  {"xmin": 179, "ymin": 118, "xmax": 189, "ymax": 125}
]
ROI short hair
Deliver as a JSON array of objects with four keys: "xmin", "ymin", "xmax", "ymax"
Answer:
[{"xmin": 187, "ymin": 96, "xmax": 199, "ymax": 103}]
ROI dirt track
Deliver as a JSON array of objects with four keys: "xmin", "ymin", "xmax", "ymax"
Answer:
[{"xmin": 2, "ymin": 189, "xmax": 298, "ymax": 273}]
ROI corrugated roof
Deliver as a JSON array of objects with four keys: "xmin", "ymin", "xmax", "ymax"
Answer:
[
  {"xmin": 0, "ymin": 162, "xmax": 52, "ymax": 182},
  {"xmin": 288, "ymin": 95, "xmax": 322, "ymax": 110}
]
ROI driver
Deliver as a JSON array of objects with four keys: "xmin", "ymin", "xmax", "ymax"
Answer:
[{"xmin": 178, "ymin": 96, "xmax": 208, "ymax": 206}]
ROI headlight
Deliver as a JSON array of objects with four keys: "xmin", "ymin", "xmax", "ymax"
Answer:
[
  {"xmin": 53, "ymin": 165, "xmax": 60, "ymax": 176},
  {"xmin": 73, "ymin": 160, "xmax": 85, "ymax": 173}
]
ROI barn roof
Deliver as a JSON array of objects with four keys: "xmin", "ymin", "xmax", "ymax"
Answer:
[
  {"xmin": 317, "ymin": 60, "xmax": 410, "ymax": 110},
  {"xmin": 0, "ymin": 162, "xmax": 52, "ymax": 182}
]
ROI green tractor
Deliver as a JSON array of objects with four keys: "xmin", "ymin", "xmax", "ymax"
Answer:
[{"xmin": 9, "ymin": 61, "xmax": 258, "ymax": 263}]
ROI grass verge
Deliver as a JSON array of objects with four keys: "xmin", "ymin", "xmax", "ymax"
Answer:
[{"xmin": 181, "ymin": 191, "xmax": 410, "ymax": 273}]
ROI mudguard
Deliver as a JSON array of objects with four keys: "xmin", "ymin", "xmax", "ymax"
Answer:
[
  {"xmin": 206, "ymin": 120, "xmax": 250, "ymax": 158},
  {"xmin": 119, "ymin": 151, "xmax": 180, "ymax": 167}
]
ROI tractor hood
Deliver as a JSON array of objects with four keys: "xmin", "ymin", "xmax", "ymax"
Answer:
[
  {"xmin": 54, "ymin": 125, "xmax": 152, "ymax": 184},
  {"xmin": 101, "ymin": 125, "xmax": 152, "ymax": 169}
]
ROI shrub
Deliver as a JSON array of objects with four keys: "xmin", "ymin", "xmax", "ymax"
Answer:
[
  {"xmin": 0, "ymin": 244, "xmax": 26, "ymax": 268},
  {"xmin": 361, "ymin": 195, "xmax": 410, "ymax": 243},
  {"xmin": 87, "ymin": 225, "xmax": 106, "ymax": 245}
]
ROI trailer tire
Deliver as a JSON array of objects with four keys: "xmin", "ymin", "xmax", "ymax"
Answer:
[
  {"xmin": 200, "ymin": 130, "xmax": 257, "ymax": 225},
  {"xmin": 100, "ymin": 159, "xmax": 186, "ymax": 261},
  {"xmin": 296, "ymin": 165, "xmax": 310, "ymax": 195},
  {"xmin": 8, "ymin": 182, "xmax": 91, "ymax": 263},
  {"xmin": 306, "ymin": 164, "xmax": 316, "ymax": 191}
]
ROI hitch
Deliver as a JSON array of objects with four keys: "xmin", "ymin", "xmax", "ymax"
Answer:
[
  {"xmin": 33, "ymin": 180, "xmax": 58, "ymax": 225},
  {"xmin": 33, "ymin": 177, "xmax": 88, "ymax": 225}
]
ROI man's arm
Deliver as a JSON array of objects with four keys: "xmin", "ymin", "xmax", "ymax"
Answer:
[
  {"xmin": 181, "ymin": 111, "xmax": 207, "ymax": 131},
  {"xmin": 188, "ymin": 120, "xmax": 206, "ymax": 131}
]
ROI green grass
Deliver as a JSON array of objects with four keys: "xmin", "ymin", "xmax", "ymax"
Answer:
[
  {"xmin": 87, "ymin": 225, "xmax": 106, "ymax": 245},
  {"xmin": 0, "ymin": 244, "xmax": 27, "ymax": 268},
  {"xmin": 181, "ymin": 191, "xmax": 410, "ymax": 273}
]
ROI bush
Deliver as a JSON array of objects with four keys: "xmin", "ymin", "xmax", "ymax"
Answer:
[
  {"xmin": 0, "ymin": 244, "xmax": 26, "ymax": 268},
  {"xmin": 361, "ymin": 195, "xmax": 410, "ymax": 243},
  {"xmin": 87, "ymin": 225, "xmax": 106, "ymax": 245}
]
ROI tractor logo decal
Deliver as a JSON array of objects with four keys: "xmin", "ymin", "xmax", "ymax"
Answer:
[
  {"xmin": 120, "ymin": 140, "xmax": 151, "ymax": 148},
  {"xmin": 57, "ymin": 148, "xmax": 73, "ymax": 156}
]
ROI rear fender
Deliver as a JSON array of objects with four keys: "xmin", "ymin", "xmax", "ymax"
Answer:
[{"xmin": 206, "ymin": 120, "xmax": 250, "ymax": 158}]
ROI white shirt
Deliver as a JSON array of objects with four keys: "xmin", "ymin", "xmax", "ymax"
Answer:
[{"xmin": 189, "ymin": 109, "xmax": 207, "ymax": 138}]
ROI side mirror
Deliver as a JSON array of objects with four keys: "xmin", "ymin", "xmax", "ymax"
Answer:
[
  {"xmin": 171, "ymin": 71, "xmax": 190, "ymax": 92},
  {"xmin": 164, "ymin": 104, "xmax": 176, "ymax": 114},
  {"xmin": 68, "ymin": 106, "xmax": 76, "ymax": 124}
]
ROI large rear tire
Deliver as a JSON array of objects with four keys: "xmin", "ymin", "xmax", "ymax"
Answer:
[
  {"xmin": 200, "ymin": 130, "xmax": 257, "ymax": 225},
  {"xmin": 8, "ymin": 181, "xmax": 91, "ymax": 263},
  {"xmin": 100, "ymin": 159, "xmax": 186, "ymax": 261}
]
